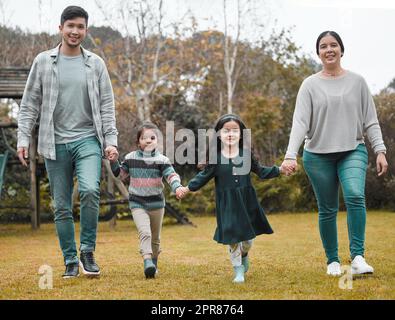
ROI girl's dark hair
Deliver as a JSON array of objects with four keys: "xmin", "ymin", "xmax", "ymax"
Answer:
[
  {"xmin": 61, "ymin": 6, "xmax": 89, "ymax": 26},
  {"xmin": 213, "ymin": 114, "xmax": 247, "ymax": 152},
  {"xmin": 316, "ymin": 31, "xmax": 344, "ymax": 56},
  {"xmin": 136, "ymin": 121, "xmax": 160, "ymax": 145},
  {"xmin": 198, "ymin": 113, "xmax": 258, "ymax": 169}
]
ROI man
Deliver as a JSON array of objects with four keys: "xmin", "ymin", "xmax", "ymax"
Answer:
[{"xmin": 17, "ymin": 6, "xmax": 118, "ymax": 278}]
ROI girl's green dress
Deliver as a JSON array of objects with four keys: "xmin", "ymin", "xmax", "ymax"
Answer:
[{"xmin": 188, "ymin": 151, "xmax": 280, "ymax": 244}]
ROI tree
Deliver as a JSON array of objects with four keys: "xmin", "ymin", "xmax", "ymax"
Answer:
[
  {"xmin": 222, "ymin": 0, "xmax": 242, "ymax": 114},
  {"xmin": 386, "ymin": 77, "xmax": 395, "ymax": 92},
  {"xmin": 92, "ymin": 0, "xmax": 195, "ymax": 122},
  {"xmin": 0, "ymin": 0, "xmax": 12, "ymax": 27},
  {"xmin": 0, "ymin": 26, "xmax": 56, "ymax": 68},
  {"xmin": 365, "ymin": 91, "xmax": 395, "ymax": 210}
]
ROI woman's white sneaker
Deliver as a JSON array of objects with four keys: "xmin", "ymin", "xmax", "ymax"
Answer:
[
  {"xmin": 327, "ymin": 261, "xmax": 342, "ymax": 276},
  {"xmin": 351, "ymin": 255, "xmax": 374, "ymax": 275}
]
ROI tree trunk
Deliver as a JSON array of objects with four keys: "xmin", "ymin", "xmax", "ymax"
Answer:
[
  {"xmin": 219, "ymin": 91, "xmax": 224, "ymax": 114},
  {"xmin": 227, "ymin": 82, "xmax": 233, "ymax": 114},
  {"xmin": 143, "ymin": 94, "xmax": 151, "ymax": 121},
  {"xmin": 136, "ymin": 96, "xmax": 145, "ymax": 122},
  {"xmin": 103, "ymin": 160, "xmax": 129, "ymax": 199}
]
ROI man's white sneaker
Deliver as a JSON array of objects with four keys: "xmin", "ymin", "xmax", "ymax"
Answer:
[
  {"xmin": 351, "ymin": 255, "xmax": 374, "ymax": 275},
  {"xmin": 326, "ymin": 261, "xmax": 342, "ymax": 276}
]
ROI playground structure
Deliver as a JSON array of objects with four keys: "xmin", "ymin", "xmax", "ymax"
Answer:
[
  {"xmin": 0, "ymin": 151, "xmax": 9, "ymax": 198},
  {"xmin": 0, "ymin": 67, "xmax": 194, "ymax": 229}
]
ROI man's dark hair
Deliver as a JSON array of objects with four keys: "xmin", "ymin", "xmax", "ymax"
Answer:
[
  {"xmin": 60, "ymin": 6, "xmax": 89, "ymax": 26},
  {"xmin": 316, "ymin": 30, "xmax": 345, "ymax": 57}
]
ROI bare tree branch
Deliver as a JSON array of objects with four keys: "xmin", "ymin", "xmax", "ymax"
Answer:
[{"xmin": 223, "ymin": 0, "xmax": 247, "ymax": 114}]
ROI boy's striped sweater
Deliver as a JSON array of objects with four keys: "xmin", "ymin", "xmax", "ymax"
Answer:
[{"xmin": 111, "ymin": 149, "xmax": 182, "ymax": 210}]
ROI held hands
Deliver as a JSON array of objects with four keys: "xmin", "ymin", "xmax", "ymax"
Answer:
[
  {"xmin": 280, "ymin": 159, "xmax": 298, "ymax": 176},
  {"xmin": 105, "ymin": 145, "xmax": 119, "ymax": 162},
  {"xmin": 280, "ymin": 153, "xmax": 389, "ymax": 177},
  {"xmin": 17, "ymin": 147, "xmax": 29, "ymax": 167},
  {"xmin": 176, "ymin": 186, "xmax": 190, "ymax": 200},
  {"xmin": 376, "ymin": 152, "xmax": 388, "ymax": 177},
  {"xmin": 19, "ymin": 146, "xmax": 119, "ymax": 164}
]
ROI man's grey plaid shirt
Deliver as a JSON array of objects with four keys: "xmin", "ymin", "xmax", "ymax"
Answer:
[{"xmin": 17, "ymin": 44, "xmax": 118, "ymax": 160}]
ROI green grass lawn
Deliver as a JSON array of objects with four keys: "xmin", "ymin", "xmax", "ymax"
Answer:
[{"xmin": 0, "ymin": 212, "xmax": 394, "ymax": 300}]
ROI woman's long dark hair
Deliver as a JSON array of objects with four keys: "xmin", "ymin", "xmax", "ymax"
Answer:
[{"xmin": 316, "ymin": 30, "xmax": 345, "ymax": 56}]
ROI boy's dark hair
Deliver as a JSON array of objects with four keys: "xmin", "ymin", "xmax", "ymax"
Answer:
[
  {"xmin": 136, "ymin": 121, "xmax": 160, "ymax": 145},
  {"xmin": 61, "ymin": 6, "xmax": 89, "ymax": 26},
  {"xmin": 316, "ymin": 30, "xmax": 344, "ymax": 56}
]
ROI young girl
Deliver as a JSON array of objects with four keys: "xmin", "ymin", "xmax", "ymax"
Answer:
[
  {"xmin": 110, "ymin": 122, "xmax": 184, "ymax": 278},
  {"xmin": 178, "ymin": 114, "xmax": 286, "ymax": 283}
]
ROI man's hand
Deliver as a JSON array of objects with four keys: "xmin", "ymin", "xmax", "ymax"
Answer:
[
  {"xmin": 17, "ymin": 147, "xmax": 29, "ymax": 167},
  {"xmin": 105, "ymin": 146, "xmax": 119, "ymax": 162},
  {"xmin": 376, "ymin": 152, "xmax": 388, "ymax": 177}
]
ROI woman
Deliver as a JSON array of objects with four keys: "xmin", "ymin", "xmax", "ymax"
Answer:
[{"xmin": 281, "ymin": 31, "xmax": 388, "ymax": 276}]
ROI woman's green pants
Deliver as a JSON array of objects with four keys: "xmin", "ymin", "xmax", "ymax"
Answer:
[{"xmin": 303, "ymin": 144, "xmax": 368, "ymax": 264}]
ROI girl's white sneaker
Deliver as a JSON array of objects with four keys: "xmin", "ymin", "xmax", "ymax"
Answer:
[
  {"xmin": 351, "ymin": 255, "xmax": 374, "ymax": 275},
  {"xmin": 326, "ymin": 261, "xmax": 342, "ymax": 276}
]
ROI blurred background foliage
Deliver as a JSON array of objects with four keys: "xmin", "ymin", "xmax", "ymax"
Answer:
[{"xmin": 0, "ymin": 5, "xmax": 394, "ymax": 222}]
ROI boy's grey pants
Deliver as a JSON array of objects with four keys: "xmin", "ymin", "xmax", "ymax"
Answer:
[{"xmin": 131, "ymin": 208, "xmax": 165, "ymax": 258}]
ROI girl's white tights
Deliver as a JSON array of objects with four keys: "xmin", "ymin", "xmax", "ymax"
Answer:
[{"xmin": 228, "ymin": 240, "xmax": 253, "ymax": 267}]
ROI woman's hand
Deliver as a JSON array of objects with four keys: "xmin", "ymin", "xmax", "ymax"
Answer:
[
  {"xmin": 280, "ymin": 159, "xmax": 298, "ymax": 176},
  {"xmin": 376, "ymin": 152, "xmax": 388, "ymax": 177}
]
